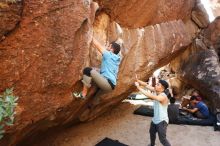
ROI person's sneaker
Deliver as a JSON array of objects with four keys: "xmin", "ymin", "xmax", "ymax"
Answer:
[{"xmin": 73, "ymin": 92, "xmax": 86, "ymax": 99}]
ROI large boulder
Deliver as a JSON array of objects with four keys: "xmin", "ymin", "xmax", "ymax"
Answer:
[
  {"xmin": 0, "ymin": 1, "xmax": 193, "ymax": 145},
  {"xmin": 0, "ymin": 0, "xmax": 96, "ymax": 145},
  {"xmin": 170, "ymin": 18, "xmax": 220, "ymax": 111},
  {"xmin": 202, "ymin": 16, "xmax": 220, "ymax": 56},
  {"xmin": 179, "ymin": 49, "xmax": 220, "ymax": 111},
  {"xmin": 191, "ymin": 0, "xmax": 209, "ymax": 28},
  {"xmin": 79, "ymin": 13, "xmax": 192, "ymax": 122},
  {"xmin": 94, "ymin": 0, "xmax": 195, "ymax": 28}
]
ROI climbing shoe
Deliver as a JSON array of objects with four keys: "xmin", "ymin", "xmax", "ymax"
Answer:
[{"xmin": 73, "ymin": 92, "xmax": 86, "ymax": 99}]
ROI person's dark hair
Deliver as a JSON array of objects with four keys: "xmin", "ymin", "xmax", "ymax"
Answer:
[
  {"xmin": 159, "ymin": 80, "xmax": 169, "ymax": 90},
  {"xmin": 164, "ymin": 88, "xmax": 172, "ymax": 99},
  {"xmin": 190, "ymin": 95, "xmax": 197, "ymax": 101},
  {"xmin": 192, "ymin": 90, "xmax": 199, "ymax": 95},
  {"xmin": 111, "ymin": 42, "xmax": 121, "ymax": 54},
  {"xmin": 170, "ymin": 97, "xmax": 176, "ymax": 104}
]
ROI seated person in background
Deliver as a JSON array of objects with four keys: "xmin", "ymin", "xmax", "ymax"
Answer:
[
  {"xmin": 168, "ymin": 97, "xmax": 180, "ymax": 123},
  {"xmin": 181, "ymin": 90, "xmax": 203, "ymax": 108},
  {"xmin": 191, "ymin": 90, "xmax": 203, "ymax": 101},
  {"xmin": 182, "ymin": 96, "xmax": 209, "ymax": 119}
]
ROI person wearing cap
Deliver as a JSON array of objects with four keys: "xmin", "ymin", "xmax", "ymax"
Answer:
[
  {"xmin": 135, "ymin": 79, "xmax": 171, "ymax": 146},
  {"xmin": 182, "ymin": 95, "xmax": 209, "ymax": 119}
]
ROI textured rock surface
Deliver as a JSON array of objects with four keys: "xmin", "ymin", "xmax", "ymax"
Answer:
[
  {"xmin": 170, "ymin": 18, "xmax": 220, "ymax": 111},
  {"xmin": 168, "ymin": 77, "xmax": 188, "ymax": 98},
  {"xmin": 184, "ymin": 19, "xmax": 199, "ymax": 40},
  {"xmin": 170, "ymin": 38, "xmax": 207, "ymax": 73},
  {"xmin": 95, "ymin": 0, "xmax": 195, "ymax": 28},
  {"xmin": 0, "ymin": 0, "xmax": 23, "ymax": 40},
  {"xmin": 0, "ymin": 0, "xmax": 194, "ymax": 145},
  {"xmin": 0, "ymin": 0, "xmax": 95, "ymax": 145},
  {"xmin": 192, "ymin": 0, "xmax": 209, "ymax": 28},
  {"xmin": 179, "ymin": 49, "xmax": 220, "ymax": 111},
  {"xmin": 202, "ymin": 16, "xmax": 220, "ymax": 55}
]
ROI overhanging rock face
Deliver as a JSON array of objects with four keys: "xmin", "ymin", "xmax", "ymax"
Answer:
[
  {"xmin": 95, "ymin": 0, "xmax": 195, "ymax": 28},
  {"xmin": 80, "ymin": 15, "xmax": 192, "ymax": 122},
  {"xmin": 0, "ymin": 0, "xmax": 193, "ymax": 145}
]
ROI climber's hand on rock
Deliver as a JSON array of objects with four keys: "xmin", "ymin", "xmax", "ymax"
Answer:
[{"xmin": 135, "ymin": 82, "xmax": 139, "ymax": 87}]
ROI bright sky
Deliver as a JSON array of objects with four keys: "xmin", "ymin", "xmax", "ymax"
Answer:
[{"xmin": 201, "ymin": 0, "xmax": 215, "ymax": 22}]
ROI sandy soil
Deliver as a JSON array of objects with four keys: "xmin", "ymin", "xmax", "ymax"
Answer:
[{"xmin": 33, "ymin": 100, "xmax": 220, "ymax": 146}]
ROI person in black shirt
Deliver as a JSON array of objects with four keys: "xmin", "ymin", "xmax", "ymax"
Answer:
[{"xmin": 168, "ymin": 97, "xmax": 180, "ymax": 123}]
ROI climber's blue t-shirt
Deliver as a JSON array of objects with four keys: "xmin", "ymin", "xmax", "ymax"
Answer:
[
  {"xmin": 100, "ymin": 50, "xmax": 121, "ymax": 85},
  {"xmin": 195, "ymin": 101, "xmax": 209, "ymax": 118}
]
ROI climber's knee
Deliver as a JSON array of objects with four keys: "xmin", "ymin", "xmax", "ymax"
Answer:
[{"xmin": 83, "ymin": 67, "xmax": 92, "ymax": 76}]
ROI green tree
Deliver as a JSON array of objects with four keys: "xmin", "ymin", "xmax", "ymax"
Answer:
[{"xmin": 0, "ymin": 88, "xmax": 18, "ymax": 139}]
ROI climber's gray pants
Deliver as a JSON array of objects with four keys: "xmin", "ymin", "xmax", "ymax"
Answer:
[{"xmin": 82, "ymin": 69, "xmax": 113, "ymax": 92}]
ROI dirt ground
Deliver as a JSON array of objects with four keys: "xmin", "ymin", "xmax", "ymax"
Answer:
[{"xmin": 33, "ymin": 100, "xmax": 220, "ymax": 146}]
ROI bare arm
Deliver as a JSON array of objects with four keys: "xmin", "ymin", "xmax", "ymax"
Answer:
[
  {"xmin": 91, "ymin": 37, "xmax": 105, "ymax": 54},
  {"xmin": 137, "ymin": 79, "xmax": 155, "ymax": 91},
  {"xmin": 183, "ymin": 107, "xmax": 198, "ymax": 113},
  {"xmin": 136, "ymin": 85, "xmax": 167, "ymax": 104}
]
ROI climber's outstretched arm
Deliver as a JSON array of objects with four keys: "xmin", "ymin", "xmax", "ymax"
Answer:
[
  {"xmin": 136, "ymin": 79, "xmax": 155, "ymax": 92},
  {"xmin": 91, "ymin": 37, "xmax": 105, "ymax": 54}
]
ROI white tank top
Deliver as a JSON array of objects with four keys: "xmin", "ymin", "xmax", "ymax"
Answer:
[{"xmin": 152, "ymin": 92, "xmax": 169, "ymax": 124}]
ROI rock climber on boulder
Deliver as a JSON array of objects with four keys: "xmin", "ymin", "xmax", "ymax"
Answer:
[{"xmin": 73, "ymin": 36, "xmax": 121, "ymax": 99}]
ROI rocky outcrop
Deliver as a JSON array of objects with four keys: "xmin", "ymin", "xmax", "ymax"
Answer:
[
  {"xmin": 192, "ymin": 0, "xmax": 209, "ymax": 28},
  {"xmin": 95, "ymin": 0, "xmax": 195, "ymax": 28},
  {"xmin": 179, "ymin": 49, "xmax": 220, "ymax": 111},
  {"xmin": 170, "ymin": 18, "xmax": 220, "ymax": 111},
  {"xmin": 0, "ymin": 0, "xmax": 96, "ymax": 145},
  {"xmin": 0, "ymin": 0, "xmax": 23, "ymax": 40},
  {"xmin": 81, "ymin": 13, "xmax": 191, "ymax": 122},
  {"xmin": 184, "ymin": 19, "xmax": 200, "ymax": 39},
  {"xmin": 202, "ymin": 16, "xmax": 220, "ymax": 56},
  {"xmin": 0, "ymin": 0, "xmax": 196, "ymax": 145}
]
